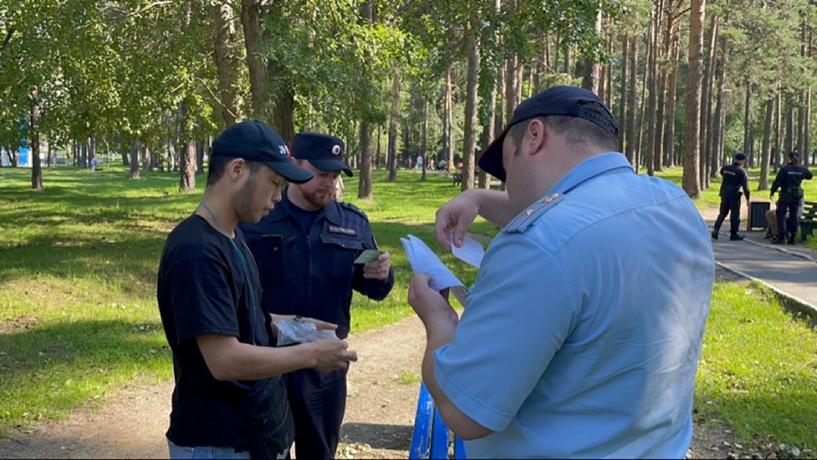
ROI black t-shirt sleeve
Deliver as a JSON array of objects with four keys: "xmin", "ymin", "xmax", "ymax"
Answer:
[{"xmin": 167, "ymin": 252, "xmax": 240, "ymax": 345}]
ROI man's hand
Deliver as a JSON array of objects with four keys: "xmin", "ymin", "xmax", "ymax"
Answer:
[
  {"xmin": 308, "ymin": 338, "xmax": 358, "ymax": 372},
  {"xmin": 269, "ymin": 314, "xmax": 338, "ymax": 336},
  {"xmin": 435, "ymin": 193, "xmax": 480, "ymax": 249},
  {"xmin": 363, "ymin": 252, "xmax": 391, "ymax": 280},
  {"xmin": 408, "ymin": 274, "xmax": 459, "ymax": 325}
]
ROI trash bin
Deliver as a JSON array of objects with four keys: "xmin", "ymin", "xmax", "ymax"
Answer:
[{"xmin": 748, "ymin": 201, "xmax": 770, "ymax": 231}]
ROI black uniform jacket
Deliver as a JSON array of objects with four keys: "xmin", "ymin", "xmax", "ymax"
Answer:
[{"xmin": 241, "ymin": 190, "xmax": 394, "ymax": 339}]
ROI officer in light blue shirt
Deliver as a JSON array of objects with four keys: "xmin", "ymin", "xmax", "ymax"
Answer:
[{"xmin": 407, "ymin": 86, "xmax": 715, "ymax": 459}]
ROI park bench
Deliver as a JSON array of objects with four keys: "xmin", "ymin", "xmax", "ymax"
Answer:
[
  {"xmin": 799, "ymin": 201, "xmax": 817, "ymax": 242},
  {"xmin": 409, "ymin": 382, "xmax": 466, "ymax": 459}
]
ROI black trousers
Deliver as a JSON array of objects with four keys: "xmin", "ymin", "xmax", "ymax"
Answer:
[
  {"xmin": 714, "ymin": 195, "xmax": 741, "ymax": 235},
  {"xmin": 285, "ymin": 367, "xmax": 348, "ymax": 459},
  {"xmin": 775, "ymin": 200, "xmax": 799, "ymax": 238}
]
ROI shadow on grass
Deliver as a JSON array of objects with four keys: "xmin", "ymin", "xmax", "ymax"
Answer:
[{"xmin": 0, "ymin": 318, "xmax": 169, "ymax": 431}]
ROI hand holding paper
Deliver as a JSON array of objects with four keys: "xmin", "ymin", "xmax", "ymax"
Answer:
[{"xmin": 450, "ymin": 232, "xmax": 484, "ymax": 268}]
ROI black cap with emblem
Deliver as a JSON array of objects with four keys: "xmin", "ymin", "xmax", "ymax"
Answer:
[
  {"xmin": 292, "ymin": 132, "xmax": 353, "ymax": 177},
  {"xmin": 211, "ymin": 120, "xmax": 314, "ymax": 184}
]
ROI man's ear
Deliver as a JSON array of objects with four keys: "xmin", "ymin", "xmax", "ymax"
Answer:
[
  {"xmin": 527, "ymin": 119, "xmax": 547, "ymax": 155},
  {"xmin": 227, "ymin": 158, "xmax": 245, "ymax": 181}
]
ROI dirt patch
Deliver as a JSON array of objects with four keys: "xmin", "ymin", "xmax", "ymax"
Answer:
[{"xmin": 0, "ymin": 316, "xmax": 41, "ymax": 335}]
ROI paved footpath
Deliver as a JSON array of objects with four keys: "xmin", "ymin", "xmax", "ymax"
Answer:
[{"xmin": 705, "ymin": 210, "xmax": 817, "ymax": 317}]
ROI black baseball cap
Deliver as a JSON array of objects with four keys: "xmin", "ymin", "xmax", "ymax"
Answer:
[
  {"xmin": 292, "ymin": 132, "xmax": 353, "ymax": 177},
  {"xmin": 210, "ymin": 120, "xmax": 313, "ymax": 184},
  {"xmin": 735, "ymin": 153, "xmax": 747, "ymax": 160},
  {"xmin": 478, "ymin": 86, "xmax": 619, "ymax": 182},
  {"xmin": 789, "ymin": 150, "xmax": 800, "ymax": 158}
]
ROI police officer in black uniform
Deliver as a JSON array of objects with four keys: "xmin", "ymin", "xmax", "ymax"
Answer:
[
  {"xmin": 770, "ymin": 150, "xmax": 813, "ymax": 244},
  {"xmin": 240, "ymin": 132, "xmax": 395, "ymax": 459},
  {"xmin": 712, "ymin": 152, "xmax": 751, "ymax": 241}
]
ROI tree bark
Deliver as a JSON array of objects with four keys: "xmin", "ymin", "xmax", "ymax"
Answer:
[
  {"xmin": 681, "ymin": 0, "xmax": 705, "ymax": 198},
  {"xmin": 700, "ymin": 15, "xmax": 718, "ymax": 187},
  {"xmin": 580, "ymin": 9, "xmax": 602, "ymax": 93},
  {"xmin": 443, "ymin": 64, "xmax": 454, "ymax": 165},
  {"xmin": 759, "ymin": 98, "xmax": 774, "ymax": 190},
  {"xmin": 240, "ymin": 0, "xmax": 269, "ymax": 121},
  {"xmin": 129, "ymin": 140, "xmax": 140, "ymax": 180},
  {"xmin": 665, "ymin": 28, "xmax": 681, "ymax": 169},
  {"xmin": 462, "ymin": 27, "xmax": 480, "ymax": 191},
  {"xmin": 742, "ymin": 82, "xmax": 753, "ymax": 163},
  {"xmin": 618, "ymin": 34, "xmax": 629, "ymax": 155},
  {"xmin": 213, "ymin": 2, "xmax": 242, "ymax": 127},
  {"xmin": 387, "ymin": 64, "xmax": 400, "ymax": 181},
  {"xmin": 30, "ymin": 88, "xmax": 42, "ymax": 190},
  {"xmin": 421, "ymin": 98, "xmax": 428, "ymax": 181},
  {"xmin": 710, "ymin": 35, "xmax": 729, "ymax": 179},
  {"xmin": 627, "ymin": 37, "xmax": 638, "ymax": 169},
  {"xmin": 357, "ymin": 121, "xmax": 373, "ymax": 199}
]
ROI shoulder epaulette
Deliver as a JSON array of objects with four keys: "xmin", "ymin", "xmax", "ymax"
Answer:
[
  {"xmin": 503, "ymin": 193, "xmax": 565, "ymax": 234},
  {"xmin": 339, "ymin": 201, "xmax": 368, "ymax": 219}
]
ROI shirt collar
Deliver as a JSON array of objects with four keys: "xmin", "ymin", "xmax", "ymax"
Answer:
[{"xmin": 548, "ymin": 152, "xmax": 634, "ymax": 196}]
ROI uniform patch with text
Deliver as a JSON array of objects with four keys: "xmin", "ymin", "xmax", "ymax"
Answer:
[{"xmin": 327, "ymin": 225, "xmax": 358, "ymax": 236}]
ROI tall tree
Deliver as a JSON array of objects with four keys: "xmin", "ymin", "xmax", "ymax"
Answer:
[{"xmin": 682, "ymin": 0, "xmax": 705, "ymax": 198}]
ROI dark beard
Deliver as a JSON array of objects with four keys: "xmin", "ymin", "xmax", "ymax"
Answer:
[{"xmin": 302, "ymin": 189, "xmax": 332, "ymax": 208}]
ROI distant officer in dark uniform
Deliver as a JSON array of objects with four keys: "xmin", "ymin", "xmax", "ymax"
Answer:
[
  {"xmin": 240, "ymin": 132, "xmax": 395, "ymax": 459},
  {"xmin": 712, "ymin": 152, "xmax": 751, "ymax": 241},
  {"xmin": 771, "ymin": 150, "xmax": 813, "ymax": 244}
]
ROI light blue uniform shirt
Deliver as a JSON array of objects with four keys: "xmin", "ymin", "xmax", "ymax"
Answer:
[{"xmin": 434, "ymin": 153, "xmax": 715, "ymax": 459}]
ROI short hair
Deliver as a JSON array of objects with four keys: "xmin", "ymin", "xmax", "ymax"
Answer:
[
  {"xmin": 509, "ymin": 111, "xmax": 618, "ymax": 155},
  {"xmin": 207, "ymin": 155, "xmax": 264, "ymax": 185}
]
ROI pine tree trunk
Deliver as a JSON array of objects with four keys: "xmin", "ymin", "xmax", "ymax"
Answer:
[
  {"xmin": 358, "ymin": 121, "xmax": 373, "ymax": 199},
  {"xmin": 421, "ymin": 98, "xmax": 428, "ymax": 181},
  {"xmin": 665, "ymin": 29, "xmax": 681, "ymax": 169},
  {"xmin": 618, "ymin": 34, "xmax": 629, "ymax": 155},
  {"xmin": 701, "ymin": 16, "xmax": 718, "ymax": 186},
  {"xmin": 710, "ymin": 36, "xmax": 729, "ymax": 179},
  {"xmin": 462, "ymin": 28, "xmax": 480, "ymax": 191},
  {"xmin": 627, "ymin": 37, "xmax": 638, "ymax": 169},
  {"xmin": 743, "ymin": 82, "xmax": 752, "ymax": 161},
  {"xmin": 681, "ymin": 0, "xmax": 705, "ymax": 198},
  {"xmin": 759, "ymin": 98, "xmax": 774, "ymax": 190},
  {"xmin": 30, "ymin": 88, "xmax": 43, "ymax": 190},
  {"xmin": 444, "ymin": 65, "xmax": 453, "ymax": 165},
  {"xmin": 387, "ymin": 64, "xmax": 400, "ymax": 181}
]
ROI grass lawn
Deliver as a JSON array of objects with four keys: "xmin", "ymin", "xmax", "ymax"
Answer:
[{"xmin": 0, "ymin": 164, "xmax": 815, "ymax": 449}]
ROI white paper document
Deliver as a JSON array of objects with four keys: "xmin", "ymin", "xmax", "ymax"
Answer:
[
  {"xmin": 400, "ymin": 235, "xmax": 471, "ymax": 307},
  {"xmin": 450, "ymin": 232, "xmax": 484, "ymax": 268}
]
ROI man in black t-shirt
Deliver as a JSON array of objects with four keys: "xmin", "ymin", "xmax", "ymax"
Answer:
[{"xmin": 157, "ymin": 120, "xmax": 358, "ymax": 459}]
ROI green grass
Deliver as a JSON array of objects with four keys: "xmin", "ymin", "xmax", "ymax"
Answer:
[
  {"xmin": 0, "ymin": 164, "xmax": 816, "ymax": 450},
  {"xmin": 397, "ymin": 370, "xmax": 422, "ymax": 385},
  {"xmin": 696, "ymin": 282, "xmax": 817, "ymax": 447}
]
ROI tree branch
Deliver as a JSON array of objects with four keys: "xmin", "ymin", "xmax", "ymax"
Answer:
[{"xmin": 0, "ymin": 27, "xmax": 15, "ymax": 54}]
